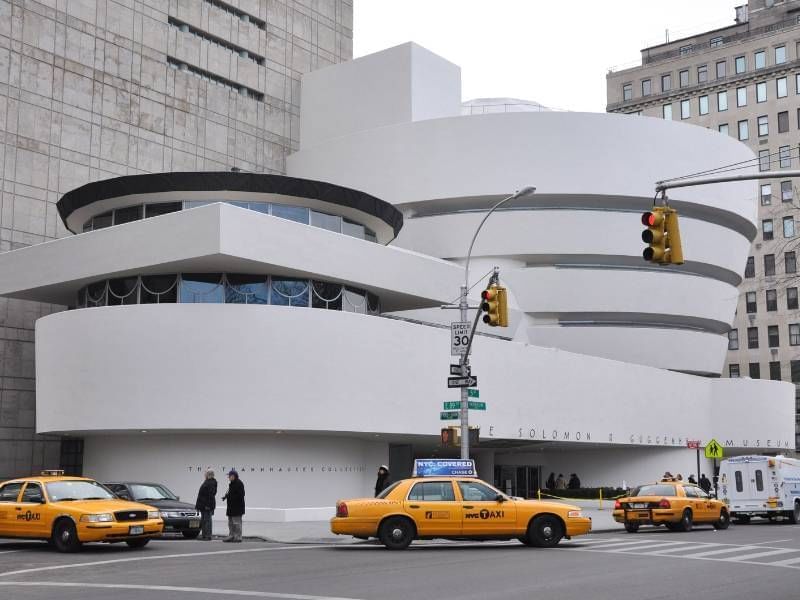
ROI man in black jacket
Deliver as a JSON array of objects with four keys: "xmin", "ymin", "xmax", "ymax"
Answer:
[
  {"xmin": 195, "ymin": 469, "xmax": 217, "ymax": 541},
  {"xmin": 222, "ymin": 469, "xmax": 245, "ymax": 543},
  {"xmin": 374, "ymin": 465, "xmax": 391, "ymax": 497}
]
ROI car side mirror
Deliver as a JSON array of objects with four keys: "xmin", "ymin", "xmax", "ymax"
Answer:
[{"xmin": 496, "ymin": 494, "xmax": 506, "ymax": 503}]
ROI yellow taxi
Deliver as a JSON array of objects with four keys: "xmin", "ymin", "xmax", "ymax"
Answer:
[
  {"xmin": 331, "ymin": 476, "xmax": 592, "ymax": 549},
  {"xmin": 613, "ymin": 478, "xmax": 730, "ymax": 533},
  {"xmin": 0, "ymin": 471, "xmax": 164, "ymax": 552}
]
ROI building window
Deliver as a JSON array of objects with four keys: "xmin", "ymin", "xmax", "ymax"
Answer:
[
  {"xmin": 768, "ymin": 325, "xmax": 780, "ymax": 348},
  {"xmin": 755, "ymin": 50, "xmax": 766, "ymax": 69},
  {"xmin": 761, "ymin": 183, "xmax": 772, "ymax": 205},
  {"xmin": 697, "ymin": 64, "xmax": 708, "ymax": 83},
  {"xmin": 790, "ymin": 324, "xmax": 800, "ymax": 345},
  {"xmin": 769, "ymin": 361, "xmax": 781, "ymax": 381},
  {"xmin": 729, "ymin": 364, "xmax": 740, "ymax": 378},
  {"xmin": 679, "ymin": 69, "xmax": 689, "ymax": 87},
  {"xmin": 711, "ymin": 37, "xmax": 724, "ymax": 48},
  {"xmin": 716, "ymin": 60, "xmax": 726, "ymax": 78},
  {"xmin": 788, "ymin": 287, "xmax": 799, "ymax": 309},
  {"xmin": 775, "ymin": 45, "xmax": 786, "ymax": 65},
  {"xmin": 662, "ymin": 104, "xmax": 673, "ymax": 120},
  {"xmin": 737, "ymin": 120, "xmax": 749, "ymax": 140},
  {"xmin": 735, "ymin": 55, "xmax": 746, "ymax": 74},
  {"xmin": 766, "ymin": 289, "xmax": 778, "ymax": 311},
  {"xmin": 623, "ymin": 84, "xmax": 632, "ymax": 101},
  {"xmin": 748, "ymin": 327, "xmax": 759, "ymax": 349},
  {"xmin": 786, "ymin": 251, "xmax": 797, "ymax": 274},
  {"xmin": 756, "ymin": 82, "xmax": 767, "ymax": 103},
  {"xmin": 784, "ymin": 216, "xmax": 795, "ymax": 238},
  {"xmin": 699, "ymin": 95, "xmax": 709, "ymax": 115},
  {"xmin": 736, "ymin": 86, "xmax": 747, "ymax": 107},
  {"xmin": 777, "ymin": 77, "xmax": 788, "ymax": 98},
  {"xmin": 792, "ymin": 360, "xmax": 800, "ymax": 383},
  {"xmin": 728, "ymin": 329, "xmax": 739, "ymax": 350},
  {"xmin": 746, "ymin": 291, "xmax": 758, "ymax": 313},
  {"xmin": 778, "ymin": 111, "xmax": 789, "ymax": 133},
  {"xmin": 765, "ymin": 254, "xmax": 776, "ymax": 276},
  {"xmin": 780, "ymin": 145, "xmax": 791, "ymax": 168},
  {"xmin": 797, "ymin": 74, "xmax": 800, "ymax": 96},
  {"xmin": 758, "ymin": 115, "xmax": 768, "ymax": 136},
  {"xmin": 679, "ymin": 45, "xmax": 692, "ymax": 56},
  {"xmin": 717, "ymin": 90, "xmax": 728, "ymax": 111},
  {"xmin": 681, "ymin": 100, "xmax": 690, "ymax": 119},
  {"xmin": 745, "ymin": 256, "xmax": 755, "ymax": 278},
  {"xmin": 640, "ymin": 79, "xmax": 651, "ymax": 96},
  {"xmin": 782, "ymin": 181, "xmax": 794, "ymax": 202},
  {"xmin": 749, "ymin": 362, "xmax": 761, "ymax": 378},
  {"xmin": 789, "ymin": 327, "xmax": 800, "ymax": 356},
  {"xmin": 661, "ymin": 73, "xmax": 671, "ymax": 92},
  {"xmin": 759, "ymin": 149, "xmax": 771, "ymax": 171},
  {"xmin": 719, "ymin": 123, "xmax": 729, "ymax": 135}
]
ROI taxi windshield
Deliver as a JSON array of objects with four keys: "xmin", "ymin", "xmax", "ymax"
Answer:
[
  {"xmin": 45, "ymin": 480, "xmax": 115, "ymax": 502},
  {"xmin": 633, "ymin": 484, "xmax": 676, "ymax": 497},
  {"xmin": 129, "ymin": 484, "xmax": 177, "ymax": 501}
]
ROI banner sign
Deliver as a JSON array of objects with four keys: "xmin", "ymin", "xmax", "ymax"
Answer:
[{"xmin": 413, "ymin": 459, "xmax": 477, "ymax": 478}]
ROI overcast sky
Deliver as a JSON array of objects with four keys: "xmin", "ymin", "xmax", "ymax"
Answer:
[{"xmin": 354, "ymin": 0, "xmax": 740, "ymax": 112}]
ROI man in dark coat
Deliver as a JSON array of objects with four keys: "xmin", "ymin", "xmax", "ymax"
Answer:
[
  {"xmin": 699, "ymin": 473, "xmax": 712, "ymax": 494},
  {"xmin": 222, "ymin": 469, "xmax": 245, "ymax": 542},
  {"xmin": 374, "ymin": 465, "xmax": 391, "ymax": 497},
  {"xmin": 195, "ymin": 469, "xmax": 217, "ymax": 541}
]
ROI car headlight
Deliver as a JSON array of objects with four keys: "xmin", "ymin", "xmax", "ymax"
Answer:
[
  {"xmin": 149, "ymin": 511, "xmax": 162, "ymax": 520},
  {"xmin": 568, "ymin": 510, "xmax": 583, "ymax": 518},
  {"xmin": 80, "ymin": 513, "xmax": 114, "ymax": 523}
]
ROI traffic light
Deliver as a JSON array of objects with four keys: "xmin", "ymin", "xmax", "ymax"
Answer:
[
  {"xmin": 641, "ymin": 207, "xmax": 684, "ymax": 265},
  {"xmin": 481, "ymin": 285, "xmax": 508, "ymax": 327}
]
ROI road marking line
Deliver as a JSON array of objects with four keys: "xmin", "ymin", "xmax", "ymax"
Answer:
[
  {"xmin": 644, "ymin": 543, "xmax": 719, "ymax": 555},
  {"xmin": 0, "ymin": 551, "xmax": 22, "ymax": 555},
  {"xmin": 575, "ymin": 539, "xmax": 673, "ymax": 551},
  {"xmin": 723, "ymin": 549, "xmax": 799, "ymax": 562},
  {"xmin": 610, "ymin": 541, "xmax": 695, "ymax": 554},
  {"xmin": 0, "ymin": 582, "xmax": 361, "ymax": 600},
  {"xmin": 568, "ymin": 537, "xmax": 630, "ymax": 545},
  {"xmin": 573, "ymin": 548, "xmax": 800, "ymax": 570},
  {"xmin": 750, "ymin": 539, "xmax": 794, "ymax": 545},
  {"xmin": 770, "ymin": 556, "xmax": 800, "ymax": 567},
  {"xmin": 0, "ymin": 545, "xmax": 327, "ymax": 578},
  {"xmin": 676, "ymin": 546, "xmax": 761, "ymax": 558}
]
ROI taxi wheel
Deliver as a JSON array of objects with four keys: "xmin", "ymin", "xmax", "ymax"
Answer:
[
  {"xmin": 52, "ymin": 519, "xmax": 82, "ymax": 553},
  {"xmin": 126, "ymin": 538, "xmax": 150, "ymax": 549},
  {"xmin": 624, "ymin": 521, "xmax": 640, "ymax": 533},
  {"xmin": 526, "ymin": 515, "xmax": 564, "ymax": 548},
  {"xmin": 713, "ymin": 510, "xmax": 730, "ymax": 530},
  {"xmin": 378, "ymin": 517, "xmax": 415, "ymax": 550},
  {"xmin": 677, "ymin": 509, "xmax": 693, "ymax": 532}
]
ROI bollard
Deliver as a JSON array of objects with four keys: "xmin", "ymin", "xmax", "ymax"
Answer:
[
  {"xmin": 537, "ymin": 488, "xmax": 541, "ymax": 501},
  {"xmin": 598, "ymin": 488, "xmax": 603, "ymax": 511}
]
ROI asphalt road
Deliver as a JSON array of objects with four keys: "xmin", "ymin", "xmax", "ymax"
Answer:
[{"xmin": 1, "ymin": 521, "xmax": 799, "ymax": 600}]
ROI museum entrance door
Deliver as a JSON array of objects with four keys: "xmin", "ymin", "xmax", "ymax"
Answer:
[{"xmin": 494, "ymin": 465, "xmax": 541, "ymax": 499}]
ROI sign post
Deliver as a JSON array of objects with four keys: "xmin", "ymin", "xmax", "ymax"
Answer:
[{"xmin": 687, "ymin": 440, "xmax": 701, "ymax": 484}]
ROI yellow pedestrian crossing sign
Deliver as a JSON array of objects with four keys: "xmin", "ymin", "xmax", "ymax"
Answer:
[{"xmin": 705, "ymin": 438, "xmax": 724, "ymax": 459}]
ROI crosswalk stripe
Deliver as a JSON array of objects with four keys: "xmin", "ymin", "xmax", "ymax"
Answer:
[
  {"xmin": 722, "ymin": 549, "xmax": 800, "ymax": 562},
  {"xmin": 570, "ymin": 537, "xmax": 629, "ymax": 544},
  {"xmin": 679, "ymin": 546, "xmax": 761, "ymax": 558},
  {"xmin": 576, "ymin": 539, "xmax": 672, "ymax": 551},
  {"xmin": 612, "ymin": 541, "xmax": 695, "ymax": 554},
  {"xmin": 770, "ymin": 555, "xmax": 800, "ymax": 567},
  {"xmin": 645, "ymin": 543, "xmax": 718, "ymax": 555}
]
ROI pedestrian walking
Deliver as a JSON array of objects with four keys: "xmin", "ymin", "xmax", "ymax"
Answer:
[
  {"xmin": 688, "ymin": 474, "xmax": 697, "ymax": 484},
  {"xmin": 195, "ymin": 468, "xmax": 217, "ymax": 541},
  {"xmin": 546, "ymin": 472, "xmax": 556, "ymax": 490},
  {"xmin": 374, "ymin": 465, "xmax": 391, "ymax": 497},
  {"xmin": 676, "ymin": 473, "xmax": 683, "ymax": 481},
  {"xmin": 555, "ymin": 473, "xmax": 567, "ymax": 490},
  {"xmin": 567, "ymin": 473, "xmax": 581, "ymax": 489},
  {"xmin": 222, "ymin": 469, "xmax": 245, "ymax": 543},
  {"xmin": 699, "ymin": 473, "xmax": 712, "ymax": 494}
]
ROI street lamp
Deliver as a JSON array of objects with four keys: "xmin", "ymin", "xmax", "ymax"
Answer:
[{"xmin": 458, "ymin": 186, "xmax": 536, "ymax": 460}]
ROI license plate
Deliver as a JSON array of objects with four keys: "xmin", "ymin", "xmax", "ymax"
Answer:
[
  {"xmin": 189, "ymin": 520, "xmax": 200, "ymax": 528},
  {"xmin": 129, "ymin": 525, "xmax": 144, "ymax": 535},
  {"xmin": 631, "ymin": 503, "xmax": 648, "ymax": 509}
]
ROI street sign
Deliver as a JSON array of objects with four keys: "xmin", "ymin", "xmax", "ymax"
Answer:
[
  {"xmin": 447, "ymin": 375, "xmax": 478, "ymax": 388},
  {"xmin": 468, "ymin": 401, "xmax": 486, "ymax": 411},
  {"xmin": 450, "ymin": 322, "xmax": 470, "ymax": 356},
  {"xmin": 705, "ymin": 438, "xmax": 724, "ymax": 459},
  {"xmin": 440, "ymin": 411, "xmax": 460, "ymax": 420},
  {"xmin": 450, "ymin": 364, "xmax": 470, "ymax": 376},
  {"xmin": 467, "ymin": 388, "xmax": 479, "ymax": 398},
  {"xmin": 443, "ymin": 401, "xmax": 461, "ymax": 410},
  {"xmin": 687, "ymin": 440, "xmax": 700, "ymax": 449}
]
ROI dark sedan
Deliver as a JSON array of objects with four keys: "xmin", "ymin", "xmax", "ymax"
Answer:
[{"xmin": 104, "ymin": 482, "xmax": 202, "ymax": 539}]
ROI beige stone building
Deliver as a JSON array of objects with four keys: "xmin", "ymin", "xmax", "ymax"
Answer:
[
  {"xmin": 607, "ymin": 0, "xmax": 800, "ymax": 448},
  {"xmin": 0, "ymin": 0, "xmax": 352, "ymax": 478}
]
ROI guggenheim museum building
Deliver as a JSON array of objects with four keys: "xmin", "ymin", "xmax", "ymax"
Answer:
[{"xmin": 0, "ymin": 43, "xmax": 794, "ymax": 522}]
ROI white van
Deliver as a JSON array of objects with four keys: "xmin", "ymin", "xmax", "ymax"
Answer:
[{"xmin": 718, "ymin": 455, "xmax": 800, "ymax": 524}]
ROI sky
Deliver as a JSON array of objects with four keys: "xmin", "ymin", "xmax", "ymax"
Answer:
[{"xmin": 354, "ymin": 0, "xmax": 741, "ymax": 112}]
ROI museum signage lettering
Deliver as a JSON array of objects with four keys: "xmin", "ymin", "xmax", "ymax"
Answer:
[{"xmin": 186, "ymin": 464, "xmax": 368, "ymax": 475}]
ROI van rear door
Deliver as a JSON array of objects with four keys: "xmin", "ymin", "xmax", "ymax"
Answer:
[{"xmin": 732, "ymin": 461, "xmax": 769, "ymax": 511}]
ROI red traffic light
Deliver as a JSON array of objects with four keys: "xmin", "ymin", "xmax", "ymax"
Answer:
[{"xmin": 641, "ymin": 212, "xmax": 656, "ymax": 226}]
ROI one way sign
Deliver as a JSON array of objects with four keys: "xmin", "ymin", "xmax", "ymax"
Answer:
[{"xmin": 447, "ymin": 376, "xmax": 478, "ymax": 388}]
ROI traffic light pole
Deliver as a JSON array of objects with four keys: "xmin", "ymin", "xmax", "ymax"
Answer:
[{"xmin": 655, "ymin": 170, "xmax": 800, "ymax": 193}]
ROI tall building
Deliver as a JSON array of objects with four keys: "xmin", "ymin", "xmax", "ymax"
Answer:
[
  {"xmin": 0, "ymin": 0, "xmax": 353, "ymax": 479},
  {"xmin": 607, "ymin": 0, "xmax": 800, "ymax": 449}
]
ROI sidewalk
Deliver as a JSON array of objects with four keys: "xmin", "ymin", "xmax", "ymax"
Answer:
[{"xmin": 215, "ymin": 500, "xmax": 622, "ymax": 544}]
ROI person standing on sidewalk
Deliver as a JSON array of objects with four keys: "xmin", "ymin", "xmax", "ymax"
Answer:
[
  {"xmin": 222, "ymin": 469, "xmax": 245, "ymax": 543},
  {"xmin": 195, "ymin": 469, "xmax": 217, "ymax": 541},
  {"xmin": 374, "ymin": 465, "xmax": 391, "ymax": 497}
]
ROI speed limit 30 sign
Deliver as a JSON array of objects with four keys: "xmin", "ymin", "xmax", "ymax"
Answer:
[{"xmin": 451, "ymin": 321, "xmax": 470, "ymax": 356}]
